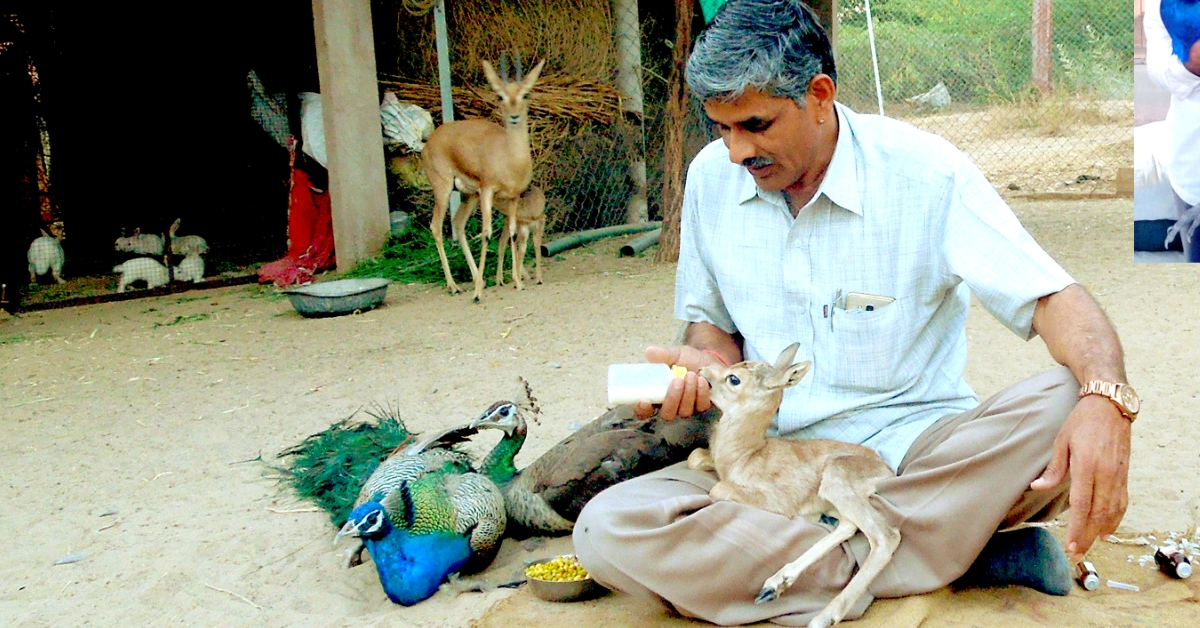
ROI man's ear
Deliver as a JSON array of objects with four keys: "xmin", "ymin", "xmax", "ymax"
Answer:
[{"xmin": 807, "ymin": 74, "xmax": 836, "ymax": 111}]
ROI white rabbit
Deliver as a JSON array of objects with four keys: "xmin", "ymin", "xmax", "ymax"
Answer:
[
  {"xmin": 114, "ymin": 257, "xmax": 169, "ymax": 292},
  {"xmin": 115, "ymin": 229, "xmax": 164, "ymax": 256},
  {"xmin": 28, "ymin": 228, "xmax": 66, "ymax": 284},
  {"xmin": 173, "ymin": 253, "xmax": 205, "ymax": 283},
  {"xmin": 168, "ymin": 218, "xmax": 209, "ymax": 256}
]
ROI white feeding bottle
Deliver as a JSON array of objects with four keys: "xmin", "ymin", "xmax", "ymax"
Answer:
[{"xmin": 607, "ymin": 363, "xmax": 689, "ymax": 405}]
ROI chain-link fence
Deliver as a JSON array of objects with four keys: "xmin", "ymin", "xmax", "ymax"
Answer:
[{"xmin": 832, "ymin": 0, "xmax": 1132, "ymax": 195}]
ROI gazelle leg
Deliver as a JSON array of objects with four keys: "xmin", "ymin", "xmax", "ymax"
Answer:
[
  {"xmin": 474, "ymin": 189, "xmax": 495, "ymax": 301},
  {"xmin": 514, "ymin": 225, "xmax": 529, "ymax": 291},
  {"xmin": 802, "ymin": 462, "xmax": 899, "ymax": 628},
  {"xmin": 451, "ymin": 195, "xmax": 482, "ymax": 301},
  {"xmin": 757, "ymin": 519, "xmax": 858, "ymax": 605},
  {"xmin": 495, "ymin": 215, "xmax": 508, "ymax": 287},
  {"xmin": 429, "ymin": 179, "xmax": 462, "ymax": 294},
  {"xmin": 532, "ymin": 220, "xmax": 543, "ymax": 284}
]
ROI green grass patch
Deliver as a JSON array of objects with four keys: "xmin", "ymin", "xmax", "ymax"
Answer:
[
  {"xmin": 242, "ymin": 284, "xmax": 288, "ymax": 302},
  {"xmin": 0, "ymin": 334, "xmax": 25, "ymax": 345},
  {"xmin": 343, "ymin": 218, "xmax": 527, "ymax": 287}
]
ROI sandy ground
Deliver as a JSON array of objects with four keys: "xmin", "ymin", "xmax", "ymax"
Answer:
[{"xmin": 2, "ymin": 197, "xmax": 1199, "ymax": 627}]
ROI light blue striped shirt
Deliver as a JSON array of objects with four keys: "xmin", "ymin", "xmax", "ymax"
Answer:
[{"xmin": 675, "ymin": 102, "xmax": 1075, "ymax": 471}]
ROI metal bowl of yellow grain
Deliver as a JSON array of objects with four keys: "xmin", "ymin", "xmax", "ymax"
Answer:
[{"xmin": 525, "ymin": 554, "xmax": 605, "ymax": 602}]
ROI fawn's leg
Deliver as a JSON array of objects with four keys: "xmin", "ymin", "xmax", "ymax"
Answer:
[{"xmin": 803, "ymin": 463, "xmax": 898, "ymax": 628}]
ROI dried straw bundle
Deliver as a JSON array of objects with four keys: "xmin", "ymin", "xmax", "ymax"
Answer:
[{"xmin": 377, "ymin": 75, "xmax": 628, "ymax": 125}]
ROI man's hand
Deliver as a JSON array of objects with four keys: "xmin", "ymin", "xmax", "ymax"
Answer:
[
  {"xmin": 1029, "ymin": 395, "xmax": 1131, "ymax": 563},
  {"xmin": 632, "ymin": 345, "xmax": 724, "ymax": 420}
]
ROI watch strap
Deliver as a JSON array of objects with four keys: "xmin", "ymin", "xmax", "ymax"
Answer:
[{"xmin": 1078, "ymin": 380, "xmax": 1136, "ymax": 422}]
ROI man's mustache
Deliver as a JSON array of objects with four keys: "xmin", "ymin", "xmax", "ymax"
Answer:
[{"xmin": 742, "ymin": 156, "xmax": 776, "ymax": 169}]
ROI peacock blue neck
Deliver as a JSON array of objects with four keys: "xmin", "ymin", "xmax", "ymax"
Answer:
[
  {"xmin": 478, "ymin": 424, "xmax": 526, "ymax": 487},
  {"xmin": 364, "ymin": 528, "xmax": 472, "ymax": 606}
]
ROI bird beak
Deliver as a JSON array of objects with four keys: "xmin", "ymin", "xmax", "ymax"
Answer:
[
  {"xmin": 469, "ymin": 408, "xmax": 495, "ymax": 429},
  {"xmin": 334, "ymin": 520, "xmax": 358, "ymax": 545}
]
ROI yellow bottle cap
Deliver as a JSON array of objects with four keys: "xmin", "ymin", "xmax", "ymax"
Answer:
[{"xmin": 672, "ymin": 365, "xmax": 688, "ymax": 378}]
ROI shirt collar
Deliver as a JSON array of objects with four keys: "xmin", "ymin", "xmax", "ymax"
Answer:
[{"xmin": 736, "ymin": 101, "xmax": 862, "ymax": 216}]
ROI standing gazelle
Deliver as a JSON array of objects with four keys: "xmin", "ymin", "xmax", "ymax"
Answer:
[{"xmin": 422, "ymin": 55, "xmax": 545, "ymax": 302}]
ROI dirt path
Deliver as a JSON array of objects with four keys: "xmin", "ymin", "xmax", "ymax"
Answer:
[{"xmin": 2, "ymin": 198, "xmax": 1197, "ymax": 627}]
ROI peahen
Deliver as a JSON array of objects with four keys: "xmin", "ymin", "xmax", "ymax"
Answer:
[
  {"xmin": 469, "ymin": 378, "xmax": 717, "ymax": 537},
  {"xmin": 280, "ymin": 408, "xmax": 507, "ymax": 606},
  {"xmin": 1161, "ymin": 0, "xmax": 1200, "ymax": 63}
]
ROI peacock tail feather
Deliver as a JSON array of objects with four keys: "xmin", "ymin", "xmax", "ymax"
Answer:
[{"xmin": 277, "ymin": 407, "xmax": 412, "ymax": 526}]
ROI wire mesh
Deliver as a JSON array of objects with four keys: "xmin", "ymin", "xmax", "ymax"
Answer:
[{"xmin": 833, "ymin": 0, "xmax": 1133, "ymax": 195}]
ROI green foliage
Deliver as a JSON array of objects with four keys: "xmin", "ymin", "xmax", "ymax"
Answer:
[
  {"xmin": 277, "ymin": 408, "xmax": 413, "ymax": 527},
  {"xmin": 343, "ymin": 218, "xmax": 524, "ymax": 286},
  {"xmin": 241, "ymin": 284, "xmax": 287, "ymax": 302},
  {"xmin": 834, "ymin": 0, "xmax": 1132, "ymax": 107}
]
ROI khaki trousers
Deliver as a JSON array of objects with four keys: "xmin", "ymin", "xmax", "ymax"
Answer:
[{"xmin": 573, "ymin": 367, "xmax": 1078, "ymax": 626}]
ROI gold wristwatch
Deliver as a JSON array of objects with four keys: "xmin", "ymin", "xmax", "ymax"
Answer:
[{"xmin": 1078, "ymin": 380, "xmax": 1140, "ymax": 423}]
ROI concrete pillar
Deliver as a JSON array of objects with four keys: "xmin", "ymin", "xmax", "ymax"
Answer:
[{"xmin": 312, "ymin": 0, "xmax": 390, "ymax": 271}]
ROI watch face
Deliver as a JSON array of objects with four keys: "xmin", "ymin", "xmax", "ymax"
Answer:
[{"xmin": 1119, "ymin": 385, "xmax": 1140, "ymax": 415}]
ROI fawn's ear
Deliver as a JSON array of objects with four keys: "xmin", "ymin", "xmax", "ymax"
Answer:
[
  {"xmin": 481, "ymin": 61, "xmax": 506, "ymax": 95},
  {"xmin": 766, "ymin": 343, "xmax": 805, "ymax": 390},
  {"xmin": 766, "ymin": 360, "xmax": 810, "ymax": 390},
  {"xmin": 772, "ymin": 343, "xmax": 801, "ymax": 372}
]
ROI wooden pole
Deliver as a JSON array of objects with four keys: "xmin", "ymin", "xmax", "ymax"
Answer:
[
  {"xmin": 312, "ymin": 0, "xmax": 390, "ymax": 271},
  {"xmin": 1032, "ymin": 0, "xmax": 1054, "ymax": 94},
  {"xmin": 614, "ymin": 0, "xmax": 649, "ymax": 224},
  {"xmin": 656, "ymin": 0, "xmax": 693, "ymax": 263}
]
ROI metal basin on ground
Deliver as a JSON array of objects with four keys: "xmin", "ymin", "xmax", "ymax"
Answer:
[{"xmin": 283, "ymin": 278, "xmax": 391, "ymax": 317}]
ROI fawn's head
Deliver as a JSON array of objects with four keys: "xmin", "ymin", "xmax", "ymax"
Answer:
[
  {"xmin": 700, "ymin": 343, "xmax": 811, "ymax": 422},
  {"xmin": 482, "ymin": 53, "xmax": 546, "ymax": 129}
]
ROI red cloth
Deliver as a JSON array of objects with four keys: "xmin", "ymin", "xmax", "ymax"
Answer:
[{"xmin": 258, "ymin": 167, "xmax": 336, "ymax": 287}]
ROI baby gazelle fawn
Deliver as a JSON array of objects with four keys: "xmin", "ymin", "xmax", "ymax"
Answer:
[
  {"xmin": 495, "ymin": 185, "xmax": 545, "ymax": 290},
  {"xmin": 689, "ymin": 342, "xmax": 899, "ymax": 628}
]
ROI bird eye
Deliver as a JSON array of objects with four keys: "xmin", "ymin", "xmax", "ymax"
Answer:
[{"xmin": 727, "ymin": 374, "xmax": 740, "ymax": 386}]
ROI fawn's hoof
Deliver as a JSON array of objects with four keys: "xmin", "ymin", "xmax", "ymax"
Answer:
[
  {"xmin": 807, "ymin": 614, "xmax": 836, "ymax": 628},
  {"xmin": 755, "ymin": 587, "xmax": 779, "ymax": 605}
]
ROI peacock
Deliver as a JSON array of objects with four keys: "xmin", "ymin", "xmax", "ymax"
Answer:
[
  {"xmin": 279, "ymin": 408, "xmax": 508, "ymax": 606},
  {"xmin": 1161, "ymin": 0, "xmax": 1200, "ymax": 63},
  {"xmin": 469, "ymin": 378, "xmax": 718, "ymax": 537}
]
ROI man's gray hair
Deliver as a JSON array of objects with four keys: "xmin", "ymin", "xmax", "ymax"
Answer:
[{"xmin": 686, "ymin": 0, "xmax": 837, "ymax": 106}]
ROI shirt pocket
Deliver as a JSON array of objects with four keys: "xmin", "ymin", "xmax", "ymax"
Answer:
[{"xmin": 828, "ymin": 298, "xmax": 912, "ymax": 393}]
